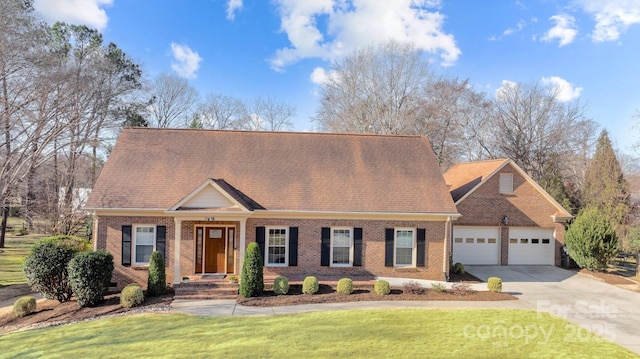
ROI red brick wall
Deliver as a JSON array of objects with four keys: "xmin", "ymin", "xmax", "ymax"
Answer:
[{"xmin": 246, "ymin": 218, "xmax": 448, "ymax": 281}]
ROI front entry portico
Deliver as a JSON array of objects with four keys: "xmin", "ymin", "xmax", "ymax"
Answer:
[{"xmin": 195, "ymin": 226, "xmax": 236, "ymax": 274}]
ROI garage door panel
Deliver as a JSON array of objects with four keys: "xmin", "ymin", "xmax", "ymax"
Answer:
[
  {"xmin": 452, "ymin": 227, "xmax": 500, "ymax": 265},
  {"xmin": 508, "ymin": 228, "xmax": 554, "ymax": 265}
]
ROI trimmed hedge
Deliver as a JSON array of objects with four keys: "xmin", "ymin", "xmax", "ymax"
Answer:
[
  {"xmin": 121, "ymin": 283, "xmax": 144, "ymax": 308},
  {"xmin": 240, "ymin": 243, "xmax": 264, "ymax": 297},
  {"xmin": 273, "ymin": 276, "xmax": 289, "ymax": 295},
  {"xmin": 336, "ymin": 278, "xmax": 353, "ymax": 295},
  {"xmin": 23, "ymin": 236, "xmax": 90, "ymax": 302},
  {"xmin": 68, "ymin": 250, "xmax": 114, "ymax": 307},
  {"xmin": 302, "ymin": 276, "xmax": 319, "ymax": 294},
  {"xmin": 12, "ymin": 296, "xmax": 36, "ymax": 317},
  {"xmin": 147, "ymin": 251, "xmax": 166, "ymax": 297},
  {"xmin": 487, "ymin": 277, "xmax": 502, "ymax": 293},
  {"xmin": 374, "ymin": 280, "xmax": 391, "ymax": 295}
]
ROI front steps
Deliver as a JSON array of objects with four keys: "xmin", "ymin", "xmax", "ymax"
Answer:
[{"xmin": 174, "ymin": 278, "xmax": 239, "ymax": 300}]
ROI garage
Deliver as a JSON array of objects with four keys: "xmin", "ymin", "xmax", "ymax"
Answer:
[
  {"xmin": 508, "ymin": 227, "xmax": 555, "ymax": 265},
  {"xmin": 452, "ymin": 226, "xmax": 500, "ymax": 265}
]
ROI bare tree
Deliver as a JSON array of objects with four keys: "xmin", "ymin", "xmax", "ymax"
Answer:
[
  {"xmin": 243, "ymin": 96, "xmax": 295, "ymax": 131},
  {"xmin": 481, "ymin": 81, "xmax": 597, "ymax": 182},
  {"xmin": 193, "ymin": 93, "xmax": 246, "ymax": 129},
  {"xmin": 147, "ymin": 73, "xmax": 199, "ymax": 128}
]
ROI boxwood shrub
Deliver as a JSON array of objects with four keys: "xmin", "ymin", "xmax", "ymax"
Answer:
[
  {"xmin": 273, "ymin": 276, "xmax": 289, "ymax": 295},
  {"xmin": 239, "ymin": 243, "xmax": 264, "ymax": 297},
  {"xmin": 487, "ymin": 277, "xmax": 503, "ymax": 293},
  {"xmin": 12, "ymin": 296, "xmax": 36, "ymax": 317},
  {"xmin": 374, "ymin": 280, "xmax": 391, "ymax": 295},
  {"xmin": 23, "ymin": 235, "xmax": 90, "ymax": 303},
  {"xmin": 336, "ymin": 278, "xmax": 353, "ymax": 295},
  {"xmin": 68, "ymin": 250, "xmax": 114, "ymax": 307},
  {"xmin": 120, "ymin": 283, "xmax": 144, "ymax": 308},
  {"xmin": 302, "ymin": 276, "xmax": 319, "ymax": 294},
  {"xmin": 453, "ymin": 262, "xmax": 465, "ymax": 274}
]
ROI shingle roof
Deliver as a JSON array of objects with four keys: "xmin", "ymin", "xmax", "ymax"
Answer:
[
  {"xmin": 86, "ymin": 128, "xmax": 458, "ymax": 214},
  {"xmin": 443, "ymin": 159, "xmax": 509, "ymax": 202}
]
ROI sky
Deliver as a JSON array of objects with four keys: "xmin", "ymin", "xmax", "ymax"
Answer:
[{"xmin": 32, "ymin": 0, "xmax": 640, "ymax": 154}]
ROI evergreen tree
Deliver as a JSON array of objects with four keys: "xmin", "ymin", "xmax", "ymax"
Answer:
[
  {"xmin": 565, "ymin": 208, "xmax": 618, "ymax": 271},
  {"xmin": 239, "ymin": 242, "xmax": 263, "ymax": 298},
  {"xmin": 539, "ymin": 154, "xmax": 574, "ymax": 213},
  {"xmin": 582, "ymin": 130, "xmax": 630, "ymax": 234}
]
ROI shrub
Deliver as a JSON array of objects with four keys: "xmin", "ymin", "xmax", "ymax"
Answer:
[
  {"xmin": 120, "ymin": 283, "xmax": 144, "ymax": 308},
  {"xmin": 403, "ymin": 281, "xmax": 425, "ymax": 294},
  {"xmin": 453, "ymin": 262, "xmax": 465, "ymax": 274},
  {"xmin": 431, "ymin": 282, "xmax": 446, "ymax": 294},
  {"xmin": 487, "ymin": 277, "xmax": 502, "ymax": 293},
  {"xmin": 302, "ymin": 276, "xmax": 319, "ymax": 294},
  {"xmin": 374, "ymin": 280, "xmax": 391, "ymax": 295},
  {"xmin": 239, "ymin": 242, "xmax": 264, "ymax": 297},
  {"xmin": 227, "ymin": 275, "xmax": 239, "ymax": 283},
  {"xmin": 451, "ymin": 283, "xmax": 473, "ymax": 296},
  {"xmin": 13, "ymin": 227, "xmax": 28, "ymax": 236},
  {"xmin": 68, "ymin": 250, "xmax": 114, "ymax": 307},
  {"xmin": 23, "ymin": 235, "xmax": 90, "ymax": 302},
  {"xmin": 336, "ymin": 278, "xmax": 353, "ymax": 295},
  {"xmin": 565, "ymin": 208, "xmax": 618, "ymax": 271},
  {"xmin": 147, "ymin": 251, "xmax": 166, "ymax": 297},
  {"xmin": 12, "ymin": 296, "xmax": 36, "ymax": 317},
  {"xmin": 273, "ymin": 276, "xmax": 289, "ymax": 295}
]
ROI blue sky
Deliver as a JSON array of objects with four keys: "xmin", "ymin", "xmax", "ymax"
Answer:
[{"xmin": 32, "ymin": 0, "xmax": 640, "ymax": 153}]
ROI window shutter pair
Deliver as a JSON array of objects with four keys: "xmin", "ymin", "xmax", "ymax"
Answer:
[
  {"xmin": 320, "ymin": 227, "xmax": 363, "ymax": 266},
  {"xmin": 121, "ymin": 225, "xmax": 166, "ymax": 266},
  {"xmin": 255, "ymin": 226, "xmax": 298, "ymax": 266},
  {"xmin": 384, "ymin": 228, "xmax": 426, "ymax": 267}
]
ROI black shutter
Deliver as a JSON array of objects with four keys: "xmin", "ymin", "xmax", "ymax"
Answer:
[
  {"xmin": 353, "ymin": 228, "xmax": 363, "ymax": 266},
  {"xmin": 122, "ymin": 225, "xmax": 132, "ymax": 266},
  {"xmin": 256, "ymin": 227, "xmax": 266, "ymax": 263},
  {"xmin": 321, "ymin": 227, "xmax": 330, "ymax": 266},
  {"xmin": 417, "ymin": 228, "xmax": 426, "ymax": 267},
  {"xmin": 385, "ymin": 228, "xmax": 394, "ymax": 267},
  {"xmin": 288, "ymin": 227, "xmax": 298, "ymax": 266},
  {"xmin": 156, "ymin": 226, "xmax": 167, "ymax": 262}
]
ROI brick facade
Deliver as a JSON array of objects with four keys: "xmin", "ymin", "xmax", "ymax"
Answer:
[
  {"xmin": 454, "ymin": 165, "xmax": 567, "ymax": 265},
  {"xmin": 94, "ymin": 215, "xmax": 450, "ymax": 289}
]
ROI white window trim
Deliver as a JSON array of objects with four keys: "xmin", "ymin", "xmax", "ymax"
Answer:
[
  {"xmin": 330, "ymin": 227, "xmax": 353, "ymax": 267},
  {"xmin": 394, "ymin": 227, "xmax": 416, "ymax": 267},
  {"xmin": 265, "ymin": 226, "xmax": 288, "ymax": 267},
  {"xmin": 133, "ymin": 224, "xmax": 156, "ymax": 266},
  {"xmin": 499, "ymin": 173, "xmax": 514, "ymax": 194}
]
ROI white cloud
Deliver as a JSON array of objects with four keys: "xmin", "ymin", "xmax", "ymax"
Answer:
[
  {"xmin": 503, "ymin": 20, "xmax": 526, "ymax": 36},
  {"xmin": 576, "ymin": 0, "xmax": 640, "ymax": 42},
  {"xmin": 541, "ymin": 76, "xmax": 583, "ymax": 102},
  {"xmin": 226, "ymin": 0, "xmax": 243, "ymax": 20},
  {"xmin": 495, "ymin": 80, "xmax": 519, "ymax": 100},
  {"xmin": 33, "ymin": 0, "xmax": 112, "ymax": 31},
  {"xmin": 170, "ymin": 43, "xmax": 203, "ymax": 79},
  {"xmin": 541, "ymin": 14, "xmax": 578, "ymax": 46},
  {"xmin": 270, "ymin": 0, "xmax": 460, "ymax": 71},
  {"xmin": 310, "ymin": 67, "xmax": 329, "ymax": 85}
]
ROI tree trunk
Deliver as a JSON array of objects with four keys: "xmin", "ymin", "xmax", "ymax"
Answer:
[
  {"xmin": 0, "ymin": 205, "xmax": 8, "ymax": 248},
  {"xmin": 636, "ymin": 252, "xmax": 639, "ymax": 278}
]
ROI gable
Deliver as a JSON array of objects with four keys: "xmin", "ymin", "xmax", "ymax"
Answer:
[{"xmin": 179, "ymin": 184, "xmax": 235, "ymax": 209}]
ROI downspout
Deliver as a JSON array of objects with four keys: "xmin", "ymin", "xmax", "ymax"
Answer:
[{"xmin": 443, "ymin": 216, "xmax": 452, "ymax": 281}]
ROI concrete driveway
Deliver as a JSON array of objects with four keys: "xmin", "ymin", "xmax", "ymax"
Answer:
[{"xmin": 466, "ymin": 265, "xmax": 640, "ymax": 355}]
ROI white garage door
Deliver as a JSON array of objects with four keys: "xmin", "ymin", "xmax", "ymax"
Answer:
[
  {"xmin": 508, "ymin": 228, "xmax": 555, "ymax": 265},
  {"xmin": 452, "ymin": 227, "xmax": 500, "ymax": 265}
]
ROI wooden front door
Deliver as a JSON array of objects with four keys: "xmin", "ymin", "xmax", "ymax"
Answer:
[{"xmin": 204, "ymin": 227, "xmax": 226, "ymax": 273}]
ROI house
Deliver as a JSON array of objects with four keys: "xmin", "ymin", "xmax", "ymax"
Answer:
[
  {"xmin": 443, "ymin": 159, "xmax": 572, "ymax": 267},
  {"xmin": 85, "ymin": 128, "xmax": 461, "ymax": 288}
]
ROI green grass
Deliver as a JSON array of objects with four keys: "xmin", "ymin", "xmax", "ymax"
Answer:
[
  {"xmin": 0, "ymin": 233, "xmax": 40, "ymax": 286},
  {"xmin": 0, "ymin": 310, "xmax": 635, "ymax": 358}
]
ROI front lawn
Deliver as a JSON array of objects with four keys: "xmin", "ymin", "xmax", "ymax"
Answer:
[
  {"xmin": 0, "ymin": 233, "xmax": 40, "ymax": 287},
  {"xmin": 0, "ymin": 309, "xmax": 634, "ymax": 358}
]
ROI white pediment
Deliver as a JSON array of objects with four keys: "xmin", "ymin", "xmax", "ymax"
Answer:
[{"xmin": 170, "ymin": 179, "xmax": 248, "ymax": 211}]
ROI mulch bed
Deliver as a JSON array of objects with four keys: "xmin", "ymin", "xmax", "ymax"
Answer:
[
  {"xmin": 577, "ymin": 269, "xmax": 638, "ymax": 285},
  {"xmin": 0, "ymin": 293, "xmax": 173, "ymax": 334},
  {"xmin": 237, "ymin": 284, "xmax": 517, "ymax": 307}
]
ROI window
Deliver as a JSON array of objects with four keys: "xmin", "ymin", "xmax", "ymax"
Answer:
[
  {"xmin": 542, "ymin": 238, "xmax": 550, "ymax": 244},
  {"xmin": 488, "ymin": 238, "xmax": 497, "ymax": 244},
  {"xmin": 532, "ymin": 238, "xmax": 540, "ymax": 244},
  {"xmin": 500, "ymin": 173, "xmax": 514, "ymax": 194},
  {"xmin": 266, "ymin": 227, "xmax": 288, "ymax": 266},
  {"xmin": 454, "ymin": 238, "xmax": 463, "ymax": 243},
  {"xmin": 466, "ymin": 238, "xmax": 474, "ymax": 244},
  {"xmin": 395, "ymin": 228, "xmax": 415, "ymax": 266},
  {"xmin": 134, "ymin": 225, "xmax": 155, "ymax": 265},
  {"xmin": 520, "ymin": 238, "xmax": 528, "ymax": 244},
  {"xmin": 331, "ymin": 227, "xmax": 353, "ymax": 266},
  {"xmin": 477, "ymin": 238, "xmax": 485, "ymax": 244},
  {"xmin": 509, "ymin": 238, "xmax": 517, "ymax": 244}
]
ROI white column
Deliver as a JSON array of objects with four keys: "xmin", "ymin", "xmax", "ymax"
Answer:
[
  {"xmin": 174, "ymin": 218, "xmax": 182, "ymax": 285},
  {"xmin": 238, "ymin": 218, "xmax": 247, "ymax": 273}
]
